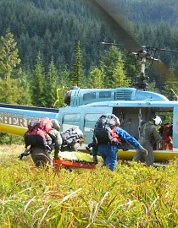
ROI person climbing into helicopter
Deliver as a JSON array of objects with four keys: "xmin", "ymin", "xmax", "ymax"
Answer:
[
  {"xmin": 133, "ymin": 115, "xmax": 162, "ymax": 166},
  {"xmin": 87, "ymin": 114, "xmax": 148, "ymax": 171}
]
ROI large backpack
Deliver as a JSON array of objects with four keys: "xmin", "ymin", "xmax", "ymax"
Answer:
[
  {"xmin": 93, "ymin": 114, "xmax": 118, "ymax": 144},
  {"xmin": 24, "ymin": 117, "xmax": 53, "ymax": 148},
  {"xmin": 61, "ymin": 127, "xmax": 83, "ymax": 147}
]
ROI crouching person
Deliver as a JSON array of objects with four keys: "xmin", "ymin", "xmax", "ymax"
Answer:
[
  {"xmin": 19, "ymin": 118, "xmax": 62, "ymax": 167},
  {"xmin": 48, "ymin": 119, "xmax": 63, "ymax": 159}
]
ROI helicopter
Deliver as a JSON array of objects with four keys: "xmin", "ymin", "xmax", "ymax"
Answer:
[{"xmin": 1, "ymin": 0, "xmax": 178, "ymax": 163}]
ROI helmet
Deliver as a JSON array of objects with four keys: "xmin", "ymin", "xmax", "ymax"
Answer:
[
  {"xmin": 152, "ymin": 116, "xmax": 162, "ymax": 126},
  {"xmin": 51, "ymin": 119, "xmax": 60, "ymax": 131},
  {"xmin": 109, "ymin": 116, "xmax": 120, "ymax": 129},
  {"xmin": 115, "ymin": 116, "xmax": 120, "ymax": 126}
]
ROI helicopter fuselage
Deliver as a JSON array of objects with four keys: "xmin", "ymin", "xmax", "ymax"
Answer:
[{"xmin": 1, "ymin": 86, "xmax": 178, "ymax": 162}]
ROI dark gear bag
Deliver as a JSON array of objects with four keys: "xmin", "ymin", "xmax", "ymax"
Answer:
[
  {"xmin": 93, "ymin": 114, "xmax": 118, "ymax": 144},
  {"xmin": 24, "ymin": 117, "xmax": 53, "ymax": 148},
  {"xmin": 60, "ymin": 126, "xmax": 83, "ymax": 147}
]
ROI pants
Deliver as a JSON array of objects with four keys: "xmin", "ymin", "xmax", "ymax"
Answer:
[
  {"xmin": 98, "ymin": 144, "xmax": 118, "ymax": 171},
  {"xmin": 133, "ymin": 138, "xmax": 154, "ymax": 166},
  {"xmin": 30, "ymin": 147, "xmax": 53, "ymax": 167}
]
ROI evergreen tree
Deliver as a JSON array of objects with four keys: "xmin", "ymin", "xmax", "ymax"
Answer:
[
  {"xmin": 0, "ymin": 30, "xmax": 21, "ymax": 80},
  {"xmin": 31, "ymin": 52, "xmax": 46, "ymax": 107},
  {"xmin": 100, "ymin": 46, "xmax": 123, "ymax": 87},
  {"xmin": 70, "ymin": 41, "xmax": 84, "ymax": 87},
  {"xmin": 112, "ymin": 53, "xmax": 130, "ymax": 88},
  {"xmin": 87, "ymin": 66, "xmax": 105, "ymax": 89},
  {"xmin": 45, "ymin": 58, "xmax": 58, "ymax": 107},
  {"xmin": 0, "ymin": 30, "xmax": 23, "ymax": 104},
  {"xmin": 123, "ymin": 52, "xmax": 141, "ymax": 86}
]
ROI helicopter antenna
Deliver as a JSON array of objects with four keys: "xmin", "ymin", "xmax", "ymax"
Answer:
[{"xmin": 171, "ymin": 88, "xmax": 178, "ymax": 101}]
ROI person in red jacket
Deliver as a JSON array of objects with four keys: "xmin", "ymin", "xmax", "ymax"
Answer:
[{"xmin": 159, "ymin": 122, "xmax": 173, "ymax": 150}]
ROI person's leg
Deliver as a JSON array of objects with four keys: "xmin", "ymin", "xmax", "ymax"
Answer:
[
  {"xmin": 98, "ymin": 145, "xmax": 110, "ymax": 167},
  {"xmin": 145, "ymin": 145, "xmax": 154, "ymax": 166},
  {"xmin": 133, "ymin": 138, "xmax": 145, "ymax": 162},
  {"xmin": 105, "ymin": 145, "xmax": 118, "ymax": 171},
  {"xmin": 133, "ymin": 149, "xmax": 142, "ymax": 162},
  {"xmin": 54, "ymin": 133, "xmax": 63, "ymax": 159},
  {"xmin": 31, "ymin": 147, "xmax": 52, "ymax": 167}
]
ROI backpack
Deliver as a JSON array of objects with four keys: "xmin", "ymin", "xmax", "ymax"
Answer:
[
  {"xmin": 93, "ymin": 114, "xmax": 118, "ymax": 144},
  {"xmin": 61, "ymin": 127, "xmax": 83, "ymax": 147},
  {"xmin": 24, "ymin": 117, "xmax": 53, "ymax": 148}
]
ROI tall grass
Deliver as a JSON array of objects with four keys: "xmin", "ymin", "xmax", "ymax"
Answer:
[{"xmin": 0, "ymin": 145, "xmax": 178, "ymax": 228}]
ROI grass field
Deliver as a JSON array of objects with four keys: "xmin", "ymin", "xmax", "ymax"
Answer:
[{"xmin": 0, "ymin": 144, "xmax": 178, "ymax": 228}]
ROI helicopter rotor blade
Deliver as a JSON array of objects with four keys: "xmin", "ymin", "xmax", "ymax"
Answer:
[
  {"xmin": 92, "ymin": 0, "xmax": 142, "ymax": 52},
  {"xmin": 90, "ymin": 0, "xmax": 177, "ymax": 83},
  {"xmin": 152, "ymin": 60, "xmax": 174, "ymax": 79}
]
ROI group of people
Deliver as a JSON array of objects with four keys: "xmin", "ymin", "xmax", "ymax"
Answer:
[
  {"xmin": 19, "ymin": 119, "xmax": 82, "ymax": 167},
  {"xmin": 21, "ymin": 114, "xmax": 171, "ymax": 170},
  {"xmin": 88, "ymin": 114, "xmax": 164, "ymax": 171}
]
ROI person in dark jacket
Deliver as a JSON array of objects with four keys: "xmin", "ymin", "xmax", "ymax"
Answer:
[
  {"xmin": 133, "ymin": 116, "xmax": 162, "ymax": 166},
  {"xmin": 90, "ymin": 116, "xmax": 148, "ymax": 171}
]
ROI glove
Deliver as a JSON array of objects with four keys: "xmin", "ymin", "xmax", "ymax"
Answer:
[
  {"xmin": 140, "ymin": 146, "xmax": 148, "ymax": 156},
  {"xmin": 93, "ymin": 155, "xmax": 98, "ymax": 164},
  {"xmin": 86, "ymin": 146, "xmax": 91, "ymax": 151},
  {"xmin": 18, "ymin": 154, "xmax": 23, "ymax": 160},
  {"xmin": 45, "ymin": 145, "xmax": 51, "ymax": 151},
  {"xmin": 110, "ymin": 138, "xmax": 118, "ymax": 145}
]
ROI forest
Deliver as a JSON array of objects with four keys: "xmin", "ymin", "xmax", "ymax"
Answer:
[{"xmin": 0, "ymin": 0, "xmax": 178, "ymax": 108}]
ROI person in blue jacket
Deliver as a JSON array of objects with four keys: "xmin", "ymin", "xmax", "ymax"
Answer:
[{"xmin": 89, "ymin": 115, "xmax": 148, "ymax": 171}]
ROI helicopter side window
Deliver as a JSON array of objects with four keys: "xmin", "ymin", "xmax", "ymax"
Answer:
[
  {"xmin": 83, "ymin": 92, "xmax": 96, "ymax": 101},
  {"xmin": 61, "ymin": 113, "xmax": 80, "ymax": 131},
  {"xmin": 99, "ymin": 91, "xmax": 111, "ymax": 98},
  {"xmin": 84, "ymin": 113, "xmax": 103, "ymax": 132}
]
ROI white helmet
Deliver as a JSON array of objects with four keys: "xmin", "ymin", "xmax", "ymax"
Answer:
[{"xmin": 152, "ymin": 116, "xmax": 162, "ymax": 126}]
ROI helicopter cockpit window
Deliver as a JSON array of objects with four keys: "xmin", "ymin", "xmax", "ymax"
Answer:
[
  {"xmin": 62, "ymin": 113, "xmax": 80, "ymax": 131},
  {"xmin": 99, "ymin": 91, "xmax": 111, "ymax": 98},
  {"xmin": 83, "ymin": 92, "xmax": 96, "ymax": 101},
  {"xmin": 84, "ymin": 113, "xmax": 103, "ymax": 132}
]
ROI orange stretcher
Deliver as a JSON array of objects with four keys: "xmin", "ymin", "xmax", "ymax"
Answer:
[{"xmin": 53, "ymin": 151, "xmax": 96, "ymax": 169}]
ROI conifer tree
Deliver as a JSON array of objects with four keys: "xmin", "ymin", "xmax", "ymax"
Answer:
[
  {"xmin": 112, "ymin": 54, "xmax": 131, "ymax": 88},
  {"xmin": 87, "ymin": 67, "xmax": 105, "ymax": 88},
  {"xmin": 0, "ymin": 30, "xmax": 21, "ymax": 80},
  {"xmin": 31, "ymin": 52, "xmax": 46, "ymax": 107},
  {"xmin": 70, "ymin": 41, "xmax": 84, "ymax": 87},
  {"xmin": 45, "ymin": 58, "xmax": 58, "ymax": 107},
  {"xmin": 100, "ymin": 46, "xmax": 123, "ymax": 87},
  {"xmin": 0, "ymin": 30, "xmax": 23, "ymax": 104}
]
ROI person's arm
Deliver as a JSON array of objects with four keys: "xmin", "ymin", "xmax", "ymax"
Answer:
[
  {"xmin": 152, "ymin": 127, "xmax": 162, "ymax": 142},
  {"xmin": 115, "ymin": 127, "xmax": 148, "ymax": 155},
  {"xmin": 115, "ymin": 127, "xmax": 142, "ymax": 149}
]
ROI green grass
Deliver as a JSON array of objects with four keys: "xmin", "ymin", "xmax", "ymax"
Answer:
[{"xmin": 0, "ymin": 145, "xmax": 178, "ymax": 228}]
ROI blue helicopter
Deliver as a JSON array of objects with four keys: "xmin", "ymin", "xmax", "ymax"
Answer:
[{"xmin": 0, "ymin": 0, "xmax": 178, "ymax": 163}]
